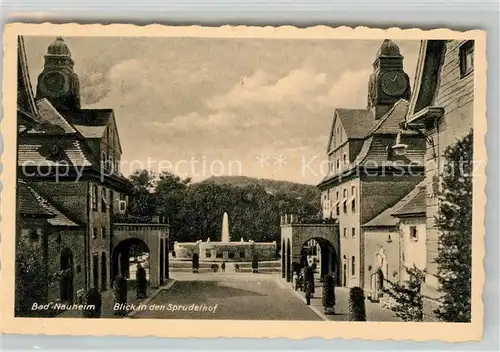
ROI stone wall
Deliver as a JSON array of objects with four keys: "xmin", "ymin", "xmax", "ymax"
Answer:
[
  {"xmin": 174, "ymin": 241, "xmax": 277, "ymax": 262},
  {"xmin": 47, "ymin": 227, "xmax": 87, "ymax": 303},
  {"xmin": 422, "ymin": 40, "xmax": 474, "ymax": 320}
]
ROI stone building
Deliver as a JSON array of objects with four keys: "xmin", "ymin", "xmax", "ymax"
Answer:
[
  {"xmin": 318, "ymin": 40, "xmax": 425, "ymax": 289},
  {"xmin": 402, "ymin": 40, "xmax": 474, "ymax": 320},
  {"xmin": 361, "ymin": 181, "xmax": 426, "ymax": 307},
  {"xmin": 16, "ymin": 36, "xmax": 169, "ymax": 310}
]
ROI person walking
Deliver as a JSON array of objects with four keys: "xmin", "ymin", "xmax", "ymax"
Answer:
[{"xmin": 221, "ymin": 261, "xmax": 226, "ymax": 273}]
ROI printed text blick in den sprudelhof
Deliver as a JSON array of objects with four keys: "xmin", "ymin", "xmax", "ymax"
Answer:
[{"xmin": 114, "ymin": 303, "xmax": 219, "ymax": 313}]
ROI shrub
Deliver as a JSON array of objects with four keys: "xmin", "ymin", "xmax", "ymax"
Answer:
[
  {"xmin": 82, "ymin": 287, "xmax": 102, "ymax": 318},
  {"xmin": 305, "ymin": 266, "xmax": 315, "ymax": 294},
  {"xmin": 348, "ymin": 287, "xmax": 366, "ymax": 321},
  {"xmin": 384, "ymin": 265, "xmax": 425, "ymax": 321},
  {"xmin": 113, "ymin": 275, "xmax": 128, "ymax": 316},
  {"xmin": 136, "ymin": 265, "xmax": 148, "ymax": 299},
  {"xmin": 211, "ymin": 264, "xmax": 219, "ymax": 272},
  {"xmin": 322, "ymin": 273, "xmax": 336, "ymax": 314},
  {"xmin": 434, "ymin": 130, "xmax": 473, "ymax": 322}
]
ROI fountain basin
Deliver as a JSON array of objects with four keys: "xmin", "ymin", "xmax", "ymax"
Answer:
[{"xmin": 173, "ymin": 240, "xmax": 277, "ymax": 262}]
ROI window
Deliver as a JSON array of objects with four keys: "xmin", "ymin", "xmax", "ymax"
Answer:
[
  {"xmin": 343, "ymin": 153, "xmax": 347, "ymax": 164},
  {"xmin": 336, "ymin": 159, "xmax": 340, "ymax": 169},
  {"xmin": 351, "ymin": 186, "xmax": 355, "ymax": 196},
  {"xmin": 352, "ymin": 227, "xmax": 356, "ymax": 238},
  {"xmin": 216, "ymin": 252, "xmax": 223, "ymax": 259},
  {"xmin": 92, "ymin": 227, "xmax": 98, "ymax": 239},
  {"xmin": 336, "ymin": 191, "xmax": 339, "ymax": 200},
  {"xmin": 101, "ymin": 188, "xmax": 107, "ymax": 212},
  {"xmin": 205, "ymin": 249, "xmax": 211, "ymax": 258},
  {"xmin": 228, "ymin": 252, "xmax": 235, "ymax": 259},
  {"xmin": 336, "ymin": 205, "xmax": 340, "ymax": 216},
  {"xmin": 240, "ymin": 250, "xmax": 245, "ymax": 258},
  {"xmin": 460, "ymin": 40, "xmax": 474, "ymax": 77},
  {"xmin": 410, "ymin": 226, "xmax": 418, "ymax": 241},
  {"xmin": 343, "ymin": 200, "xmax": 347, "ymax": 213},
  {"xmin": 351, "ymin": 198, "xmax": 356, "ymax": 213},
  {"xmin": 343, "ymin": 228, "xmax": 347, "ymax": 238},
  {"xmin": 351, "ymin": 256, "xmax": 356, "ymax": 277},
  {"xmin": 91, "ymin": 185, "xmax": 98, "ymax": 211},
  {"xmin": 343, "ymin": 189, "xmax": 347, "ymax": 198}
]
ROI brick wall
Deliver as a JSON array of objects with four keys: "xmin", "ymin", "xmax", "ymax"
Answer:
[
  {"xmin": 46, "ymin": 227, "xmax": 86, "ymax": 303},
  {"xmin": 32, "ymin": 181, "xmax": 88, "ymax": 223}
]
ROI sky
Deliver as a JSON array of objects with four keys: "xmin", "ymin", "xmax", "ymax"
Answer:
[{"xmin": 24, "ymin": 36, "xmax": 420, "ymax": 185}]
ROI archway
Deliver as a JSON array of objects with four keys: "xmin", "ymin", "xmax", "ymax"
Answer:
[
  {"xmin": 60, "ymin": 248, "xmax": 74, "ymax": 303},
  {"xmin": 286, "ymin": 239, "xmax": 291, "ymax": 282},
  {"xmin": 112, "ymin": 238, "xmax": 150, "ymax": 284},
  {"xmin": 300, "ymin": 237, "xmax": 339, "ymax": 285}
]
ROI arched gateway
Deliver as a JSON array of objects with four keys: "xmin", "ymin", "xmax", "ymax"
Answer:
[
  {"xmin": 280, "ymin": 215, "xmax": 340, "ymax": 286},
  {"xmin": 112, "ymin": 223, "xmax": 169, "ymax": 288}
]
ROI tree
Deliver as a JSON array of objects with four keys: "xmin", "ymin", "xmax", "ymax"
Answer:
[
  {"xmin": 384, "ymin": 265, "xmax": 425, "ymax": 322},
  {"xmin": 348, "ymin": 287, "xmax": 366, "ymax": 321},
  {"xmin": 322, "ymin": 273, "xmax": 336, "ymax": 314},
  {"xmin": 128, "ymin": 169, "xmax": 156, "ymax": 216},
  {"xmin": 15, "ymin": 238, "xmax": 49, "ymax": 316},
  {"xmin": 434, "ymin": 130, "xmax": 473, "ymax": 322}
]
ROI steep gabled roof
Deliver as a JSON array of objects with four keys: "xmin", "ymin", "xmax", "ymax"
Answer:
[
  {"xmin": 65, "ymin": 109, "xmax": 123, "ymax": 153},
  {"xmin": 392, "ymin": 184, "xmax": 426, "ymax": 217},
  {"xmin": 368, "ymin": 99, "xmax": 415, "ymax": 135},
  {"xmin": 326, "ymin": 109, "xmax": 375, "ymax": 154},
  {"xmin": 405, "ymin": 40, "xmax": 447, "ymax": 121},
  {"xmin": 20, "ymin": 180, "xmax": 79, "ymax": 227},
  {"xmin": 362, "ymin": 181, "xmax": 426, "ymax": 227},
  {"xmin": 17, "ymin": 36, "xmax": 38, "ymax": 122},
  {"xmin": 23, "ymin": 98, "xmax": 78, "ymax": 135},
  {"xmin": 18, "ymin": 180, "xmax": 54, "ymax": 217},
  {"xmin": 18, "ymin": 139, "xmax": 93, "ymax": 168}
]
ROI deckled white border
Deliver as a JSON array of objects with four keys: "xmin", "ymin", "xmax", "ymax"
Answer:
[{"xmin": 1, "ymin": 23, "xmax": 487, "ymax": 341}]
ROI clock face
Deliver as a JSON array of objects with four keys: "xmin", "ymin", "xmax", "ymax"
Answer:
[
  {"xmin": 380, "ymin": 71, "xmax": 408, "ymax": 97},
  {"xmin": 41, "ymin": 71, "xmax": 67, "ymax": 95}
]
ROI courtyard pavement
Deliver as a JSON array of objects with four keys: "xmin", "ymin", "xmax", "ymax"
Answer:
[
  {"xmin": 130, "ymin": 272, "xmax": 322, "ymax": 320},
  {"xmin": 281, "ymin": 277, "xmax": 400, "ymax": 322}
]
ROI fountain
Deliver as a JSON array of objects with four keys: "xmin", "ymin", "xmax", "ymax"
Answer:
[
  {"xmin": 221, "ymin": 212, "xmax": 230, "ymax": 242},
  {"xmin": 173, "ymin": 212, "xmax": 277, "ymax": 263}
]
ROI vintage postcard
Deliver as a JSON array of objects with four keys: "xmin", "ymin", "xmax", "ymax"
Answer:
[{"xmin": 1, "ymin": 23, "xmax": 486, "ymax": 341}]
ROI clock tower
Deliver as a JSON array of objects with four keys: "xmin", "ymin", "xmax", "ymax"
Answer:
[
  {"xmin": 367, "ymin": 39, "xmax": 411, "ymax": 119},
  {"xmin": 36, "ymin": 37, "xmax": 81, "ymax": 111}
]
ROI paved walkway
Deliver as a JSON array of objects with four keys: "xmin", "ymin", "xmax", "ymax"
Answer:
[
  {"xmin": 281, "ymin": 277, "xmax": 400, "ymax": 322},
  {"xmin": 131, "ymin": 272, "xmax": 321, "ymax": 320}
]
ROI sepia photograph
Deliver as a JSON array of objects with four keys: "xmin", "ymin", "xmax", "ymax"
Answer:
[{"xmin": 1, "ymin": 24, "xmax": 486, "ymax": 340}]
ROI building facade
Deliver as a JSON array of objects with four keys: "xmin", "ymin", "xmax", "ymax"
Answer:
[
  {"xmin": 318, "ymin": 40, "xmax": 425, "ymax": 289},
  {"xmin": 15, "ymin": 36, "xmax": 167, "ymax": 310},
  {"xmin": 403, "ymin": 40, "xmax": 474, "ymax": 320}
]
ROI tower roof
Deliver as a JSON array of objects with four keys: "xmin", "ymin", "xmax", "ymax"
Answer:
[
  {"xmin": 376, "ymin": 39, "xmax": 402, "ymax": 58},
  {"xmin": 46, "ymin": 36, "xmax": 71, "ymax": 57}
]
